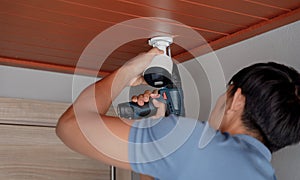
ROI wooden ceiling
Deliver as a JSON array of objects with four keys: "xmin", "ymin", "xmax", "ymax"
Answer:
[{"xmin": 1, "ymin": 0, "xmax": 300, "ymax": 77}]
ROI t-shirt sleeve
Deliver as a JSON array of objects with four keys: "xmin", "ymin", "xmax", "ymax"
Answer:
[{"xmin": 128, "ymin": 115, "xmax": 201, "ymax": 179}]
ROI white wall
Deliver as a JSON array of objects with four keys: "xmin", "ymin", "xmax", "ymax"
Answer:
[
  {"xmin": 0, "ymin": 65, "xmax": 99, "ymax": 103},
  {"xmin": 183, "ymin": 20, "xmax": 300, "ymax": 116},
  {"xmin": 0, "ymin": 20, "xmax": 299, "ymax": 180}
]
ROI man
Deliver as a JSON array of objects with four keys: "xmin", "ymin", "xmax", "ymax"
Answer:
[{"xmin": 56, "ymin": 48, "xmax": 300, "ymax": 179}]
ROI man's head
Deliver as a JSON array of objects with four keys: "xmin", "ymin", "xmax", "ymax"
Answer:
[{"xmin": 227, "ymin": 62, "xmax": 300, "ymax": 152}]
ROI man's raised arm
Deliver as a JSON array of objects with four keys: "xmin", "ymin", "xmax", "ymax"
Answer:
[{"xmin": 56, "ymin": 49, "xmax": 161, "ymax": 169}]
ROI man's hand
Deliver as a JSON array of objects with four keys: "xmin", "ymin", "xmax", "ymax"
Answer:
[
  {"xmin": 126, "ymin": 48, "xmax": 163, "ymax": 75},
  {"xmin": 126, "ymin": 48, "xmax": 163, "ymax": 86},
  {"xmin": 131, "ymin": 90, "xmax": 166, "ymax": 119}
]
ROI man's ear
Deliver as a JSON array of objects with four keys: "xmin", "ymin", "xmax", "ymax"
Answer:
[{"xmin": 228, "ymin": 88, "xmax": 245, "ymax": 112}]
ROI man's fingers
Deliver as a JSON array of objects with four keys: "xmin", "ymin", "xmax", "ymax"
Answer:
[
  {"xmin": 144, "ymin": 90, "xmax": 152, "ymax": 95},
  {"xmin": 143, "ymin": 90, "xmax": 151, "ymax": 102},
  {"xmin": 131, "ymin": 89, "xmax": 159, "ymax": 106},
  {"xmin": 152, "ymin": 89, "xmax": 159, "ymax": 94},
  {"xmin": 143, "ymin": 94, "xmax": 150, "ymax": 102},
  {"xmin": 137, "ymin": 94, "xmax": 145, "ymax": 106},
  {"xmin": 131, "ymin": 94, "xmax": 146, "ymax": 106},
  {"xmin": 149, "ymin": 47, "xmax": 164, "ymax": 55},
  {"xmin": 150, "ymin": 93, "xmax": 160, "ymax": 99},
  {"xmin": 131, "ymin": 96, "xmax": 138, "ymax": 102}
]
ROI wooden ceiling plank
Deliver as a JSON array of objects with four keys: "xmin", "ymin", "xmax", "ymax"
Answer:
[
  {"xmin": 181, "ymin": 0, "xmax": 269, "ymax": 20},
  {"xmin": 174, "ymin": 7, "xmax": 300, "ymax": 61},
  {"xmin": 117, "ymin": 0, "xmax": 245, "ymax": 34},
  {"xmin": 0, "ymin": 25, "xmax": 84, "ymax": 54},
  {"xmin": 0, "ymin": 1, "xmax": 178, "ymax": 41},
  {"xmin": 0, "ymin": 38, "xmax": 80, "ymax": 60},
  {"xmin": 0, "ymin": 13, "xmax": 95, "ymax": 45},
  {"xmin": 0, "ymin": 0, "xmax": 298, "ymax": 76},
  {"xmin": 80, "ymin": 0, "xmax": 259, "ymax": 27},
  {"xmin": 58, "ymin": 0, "xmax": 221, "ymax": 37},
  {"xmin": 1, "ymin": 23, "xmax": 192, "ymax": 67},
  {"xmin": 0, "ymin": 17, "xmax": 165, "ymax": 61},
  {"xmin": 101, "ymin": 58, "xmax": 128, "ymax": 66},
  {"xmin": 180, "ymin": 0, "xmax": 290, "ymax": 18},
  {"xmin": 243, "ymin": 0, "xmax": 292, "ymax": 11},
  {"xmin": 0, "ymin": 42, "xmax": 134, "ymax": 68},
  {"xmin": 63, "ymin": 0, "xmax": 236, "ymax": 35},
  {"xmin": 3, "ymin": 0, "xmax": 225, "ymax": 42},
  {"xmin": 118, "ymin": 0, "xmax": 245, "ymax": 28},
  {"xmin": 35, "ymin": 0, "xmax": 225, "ymax": 36},
  {"xmin": 0, "ymin": 22, "xmax": 204, "ymax": 67},
  {"xmin": 0, "ymin": 39, "xmax": 139, "ymax": 69},
  {"xmin": 21, "ymin": 0, "xmax": 133, "ymax": 28},
  {"xmin": 125, "ymin": 0, "xmax": 265, "ymax": 27},
  {"xmin": 244, "ymin": 0, "xmax": 300, "ymax": 10},
  {"xmin": 116, "ymin": 43, "xmax": 150, "ymax": 53},
  {"xmin": 0, "ymin": 0, "xmax": 141, "ymax": 63},
  {"xmin": 0, "ymin": 56, "xmax": 110, "ymax": 77},
  {"xmin": 0, "ymin": 48, "xmax": 78, "ymax": 67},
  {"xmin": 0, "ymin": 21, "xmax": 90, "ymax": 55},
  {"xmin": 0, "ymin": 1, "xmax": 115, "ymax": 36},
  {"xmin": 6, "ymin": 0, "xmax": 132, "ymax": 24},
  {"xmin": 0, "ymin": 41, "xmax": 79, "ymax": 64},
  {"xmin": 1, "ymin": 0, "xmax": 173, "ymax": 48}
]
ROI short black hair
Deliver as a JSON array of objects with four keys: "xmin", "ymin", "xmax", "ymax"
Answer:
[{"xmin": 228, "ymin": 62, "xmax": 300, "ymax": 152}]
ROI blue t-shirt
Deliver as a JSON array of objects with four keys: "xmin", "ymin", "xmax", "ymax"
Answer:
[{"xmin": 129, "ymin": 115, "xmax": 276, "ymax": 180}]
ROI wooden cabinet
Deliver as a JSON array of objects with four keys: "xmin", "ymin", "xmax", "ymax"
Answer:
[
  {"xmin": 0, "ymin": 124, "xmax": 111, "ymax": 180},
  {"xmin": 0, "ymin": 97, "xmax": 131, "ymax": 180}
]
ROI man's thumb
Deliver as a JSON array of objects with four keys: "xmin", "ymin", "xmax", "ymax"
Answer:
[{"xmin": 151, "ymin": 94, "xmax": 166, "ymax": 118}]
